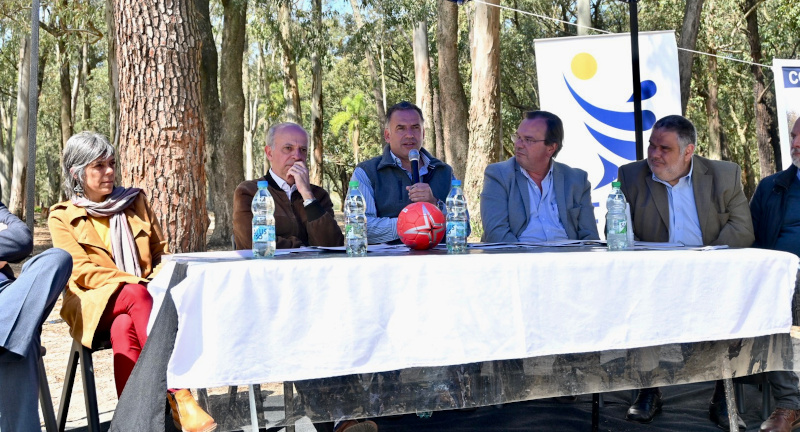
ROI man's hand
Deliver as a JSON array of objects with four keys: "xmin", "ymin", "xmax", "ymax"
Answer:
[
  {"xmin": 406, "ymin": 183, "xmax": 437, "ymax": 205},
  {"xmin": 287, "ymin": 161, "xmax": 314, "ymax": 200}
]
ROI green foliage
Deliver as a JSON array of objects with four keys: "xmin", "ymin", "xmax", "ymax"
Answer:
[{"xmin": 2, "ymin": 0, "xmax": 796, "ymax": 209}]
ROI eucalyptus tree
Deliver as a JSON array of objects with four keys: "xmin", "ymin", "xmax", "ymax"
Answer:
[
  {"xmin": 464, "ymin": 0, "xmax": 502, "ymax": 234},
  {"xmin": 196, "ymin": 0, "xmax": 247, "ymax": 247}
]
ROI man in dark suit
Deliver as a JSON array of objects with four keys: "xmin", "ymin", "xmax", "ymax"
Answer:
[
  {"xmin": 0, "ymin": 202, "xmax": 72, "ymax": 431},
  {"xmin": 480, "ymin": 110, "xmax": 599, "ymax": 242},
  {"xmin": 618, "ymin": 115, "xmax": 754, "ymax": 429},
  {"xmin": 750, "ymin": 117, "xmax": 800, "ymax": 432}
]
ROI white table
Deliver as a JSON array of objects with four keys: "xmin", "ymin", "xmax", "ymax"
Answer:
[
  {"xmin": 149, "ymin": 247, "xmax": 798, "ymax": 389},
  {"xmin": 113, "ymin": 246, "xmax": 799, "ymax": 432}
]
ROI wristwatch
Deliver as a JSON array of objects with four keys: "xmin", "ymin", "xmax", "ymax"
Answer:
[{"xmin": 303, "ymin": 198, "xmax": 316, "ymax": 207}]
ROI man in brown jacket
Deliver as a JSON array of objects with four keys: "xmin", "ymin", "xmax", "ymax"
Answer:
[
  {"xmin": 234, "ymin": 125, "xmax": 370, "ymax": 432},
  {"xmin": 233, "ymin": 122, "xmax": 343, "ymax": 250}
]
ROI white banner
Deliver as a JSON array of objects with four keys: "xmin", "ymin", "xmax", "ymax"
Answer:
[
  {"xmin": 772, "ymin": 59, "xmax": 800, "ymax": 171},
  {"xmin": 534, "ymin": 31, "xmax": 681, "ymax": 236}
]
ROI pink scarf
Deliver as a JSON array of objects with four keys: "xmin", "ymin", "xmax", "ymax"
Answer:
[{"xmin": 72, "ymin": 187, "xmax": 143, "ymax": 277}]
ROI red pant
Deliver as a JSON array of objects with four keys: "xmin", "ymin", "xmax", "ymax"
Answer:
[{"xmin": 97, "ymin": 283, "xmax": 153, "ymax": 397}]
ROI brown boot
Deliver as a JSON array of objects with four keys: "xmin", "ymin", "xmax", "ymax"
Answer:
[
  {"xmin": 760, "ymin": 408, "xmax": 800, "ymax": 432},
  {"xmin": 166, "ymin": 389, "xmax": 218, "ymax": 432},
  {"xmin": 336, "ymin": 419, "xmax": 378, "ymax": 432}
]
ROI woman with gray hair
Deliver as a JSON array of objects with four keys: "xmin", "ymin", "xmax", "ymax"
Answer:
[{"xmin": 48, "ymin": 131, "xmax": 216, "ymax": 432}]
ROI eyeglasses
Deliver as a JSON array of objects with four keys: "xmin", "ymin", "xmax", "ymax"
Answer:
[{"xmin": 512, "ymin": 133, "xmax": 547, "ymax": 146}]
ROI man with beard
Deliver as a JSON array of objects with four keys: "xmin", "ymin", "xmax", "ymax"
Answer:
[
  {"xmin": 750, "ymin": 117, "xmax": 800, "ymax": 432},
  {"xmin": 617, "ymin": 115, "xmax": 754, "ymax": 429}
]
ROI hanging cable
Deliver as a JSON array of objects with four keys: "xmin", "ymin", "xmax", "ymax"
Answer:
[{"xmin": 470, "ymin": 0, "xmax": 772, "ymax": 69}]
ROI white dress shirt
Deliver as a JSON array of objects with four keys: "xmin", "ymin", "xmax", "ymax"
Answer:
[
  {"xmin": 518, "ymin": 164, "xmax": 568, "ymax": 243},
  {"xmin": 651, "ymin": 160, "xmax": 703, "ymax": 246},
  {"xmin": 269, "ymin": 169, "xmax": 296, "ymax": 200}
]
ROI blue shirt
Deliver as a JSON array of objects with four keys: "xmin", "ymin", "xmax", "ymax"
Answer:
[
  {"xmin": 351, "ymin": 151, "xmax": 435, "ymax": 244},
  {"xmin": 518, "ymin": 164, "xmax": 568, "ymax": 243},
  {"xmin": 652, "ymin": 160, "xmax": 703, "ymax": 246}
]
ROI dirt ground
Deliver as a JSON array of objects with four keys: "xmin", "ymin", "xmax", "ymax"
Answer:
[{"xmin": 20, "ymin": 213, "xmax": 288, "ymax": 430}]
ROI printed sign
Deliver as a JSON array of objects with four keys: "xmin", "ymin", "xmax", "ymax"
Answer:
[{"xmin": 535, "ymin": 31, "xmax": 682, "ymax": 236}]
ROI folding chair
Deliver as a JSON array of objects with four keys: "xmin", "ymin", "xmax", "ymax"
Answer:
[
  {"xmin": 57, "ymin": 334, "xmax": 112, "ymax": 432},
  {"xmin": 38, "ymin": 346, "xmax": 58, "ymax": 432}
]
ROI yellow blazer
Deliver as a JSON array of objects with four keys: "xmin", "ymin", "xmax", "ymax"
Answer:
[{"xmin": 48, "ymin": 192, "xmax": 169, "ymax": 347}]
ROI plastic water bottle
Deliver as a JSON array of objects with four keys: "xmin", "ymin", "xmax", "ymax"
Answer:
[
  {"xmin": 344, "ymin": 180, "xmax": 367, "ymax": 257},
  {"xmin": 446, "ymin": 179, "xmax": 468, "ymax": 254},
  {"xmin": 606, "ymin": 181, "xmax": 628, "ymax": 251},
  {"xmin": 252, "ymin": 180, "xmax": 276, "ymax": 258}
]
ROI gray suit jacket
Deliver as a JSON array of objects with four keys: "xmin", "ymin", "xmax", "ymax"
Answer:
[
  {"xmin": 617, "ymin": 156, "xmax": 754, "ymax": 247},
  {"xmin": 480, "ymin": 157, "xmax": 599, "ymax": 242}
]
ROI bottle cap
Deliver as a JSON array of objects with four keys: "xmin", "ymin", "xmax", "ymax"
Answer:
[
  {"xmin": 349, "ymin": 180, "xmax": 359, "ymax": 188},
  {"xmin": 612, "ymin": 181, "xmax": 621, "ymax": 188},
  {"xmin": 257, "ymin": 181, "xmax": 269, "ymax": 188},
  {"xmin": 452, "ymin": 179, "xmax": 461, "ymax": 186}
]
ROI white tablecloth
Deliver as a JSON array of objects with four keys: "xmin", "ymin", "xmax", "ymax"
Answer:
[{"xmin": 147, "ymin": 248, "xmax": 799, "ymax": 389}]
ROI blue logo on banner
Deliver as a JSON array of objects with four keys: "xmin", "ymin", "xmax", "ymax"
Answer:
[
  {"xmin": 784, "ymin": 67, "xmax": 800, "ymax": 88},
  {"xmin": 565, "ymin": 52, "xmax": 659, "ymax": 189}
]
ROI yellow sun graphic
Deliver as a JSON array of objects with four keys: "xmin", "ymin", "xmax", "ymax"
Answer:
[{"xmin": 571, "ymin": 53, "xmax": 597, "ymax": 80}]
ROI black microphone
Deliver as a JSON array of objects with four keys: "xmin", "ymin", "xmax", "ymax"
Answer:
[{"xmin": 409, "ymin": 149, "xmax": 420, "ymax": 184}]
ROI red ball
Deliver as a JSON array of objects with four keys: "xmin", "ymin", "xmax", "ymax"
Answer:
[{"xmin": 397, "ymin": 202, "xmax": 446, "ymax": 250}]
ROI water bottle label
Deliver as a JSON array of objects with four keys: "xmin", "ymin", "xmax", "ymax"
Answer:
[
  {"xmin": 446, "ymin": 221, "xmax": 466, "ymax": 237},
  {"xmin": 345, "ymin": 224, "xmax": 360, "ymax": 239},
  {"xmin": 253, "ymin": 225, "xmax": 276, "ymax": 242},
  {"xmin": 610, "ymin": 219, "xmax": 627, "ymax": 234}
]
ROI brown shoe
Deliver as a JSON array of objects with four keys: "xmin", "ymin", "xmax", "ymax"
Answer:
[
  {"xmin": 166, "ymin": 389, "xmax": 218, "ymax": 432},
  {"xmin": 336, "ymin": 419, "xmax": 378, "ymax": 432},
  {"xmin": 761, "ymin": 408, "xmax": 800, "ymax": 432}
]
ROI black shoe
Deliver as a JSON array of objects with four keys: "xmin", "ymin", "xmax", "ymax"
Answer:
[
  {"xmin": 708, "ymin": 398, "xmax": 746, "ymax": 431},
  {"xmin": 626, "ymin": 388, "xmax": 663, "ymax": 423}
]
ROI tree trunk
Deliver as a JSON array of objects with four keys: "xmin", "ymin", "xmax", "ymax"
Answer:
[
  {"xmin": 744, "ymin": 0, "xmax": 779, "ymax": 177},
  {"xmin": 577, "ymin": 0, "xmax": 591, "ymax": 35},
  {"xmin": 349, "ymin": 0, "xmax": 386, "ymax": 122},
  {"xmin": 106, "ymin": 0, "xmax": 120, "ymax": 189},
  {"xmin": 678, "ymin": 0, "xmax": 704, "ymax": 115},
  {"xmin": 431, "ymin": 76, "xmax": 445, "ymax": 161},
  {"xmin": 464, "ymin": 0, "xmax": 502, "ymax": 234},
  {"xmin": 81, "ymin": 41, "xmax": 92, "ymax": 123},
  {"xmin": 0, "ymin": 100, "xmax": 11, "ymax": 202},
  {"xmin": 310, "ymin": 0, "xmax": 324, "ymax": 185},
  {"xmin": 206, "ymin": 0, "xmax": 247, "ymax": 247},
  {"xmin": 702, "ymin": 51, "xmax": 728, "ymax": 161},
  {"xmin": 244, "ymin": 50, "xmax": 256, "ymax": 180},
  {"xmin": 9, "ymin": 38, "xmax": 31, "ymax": 217},
  {"xmin": 113, "ymin": 0, "xmax": 208, "ymax": 253},
  {"xmin": 196, "ymin": 0, "xmax": 220, "ymax": 214},
  {"xmin": 437, "ymin": 0, "xmax": 469, "ymax": 181},
  {"xmin": 70, "ymin": 47, "xmax": 81, "ymax": 125},
  {"xmin": 277, "ymin": 0, "xmax": 301, "ymax": 124},
  {"xmin": 58, "ymin": 39, "xmax": 73, "ymax": 150},
  {"xmin": 413, "ymin": 19, "xmax": 436, "ymax": 156}
]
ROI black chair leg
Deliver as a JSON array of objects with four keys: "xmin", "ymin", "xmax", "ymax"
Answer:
[
  {"xmin": 38, "ymin": 350, "xmax": 58, "ymax": 432},
  {"xmin": 78, "ymin": 344, "xmax": 101, "ymax": 432},
  {"xmin": 762, "ymin": 384, "xmax": 772, "ymax": 420},
  {"xmin": 57, "ymin": 340, "xmax": 81, "ymax": 432}
]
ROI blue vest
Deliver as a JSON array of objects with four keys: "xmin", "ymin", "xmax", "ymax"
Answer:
[{"xmin": 356, "ymin": 146, "xmax": 453, "ymax": 218}]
